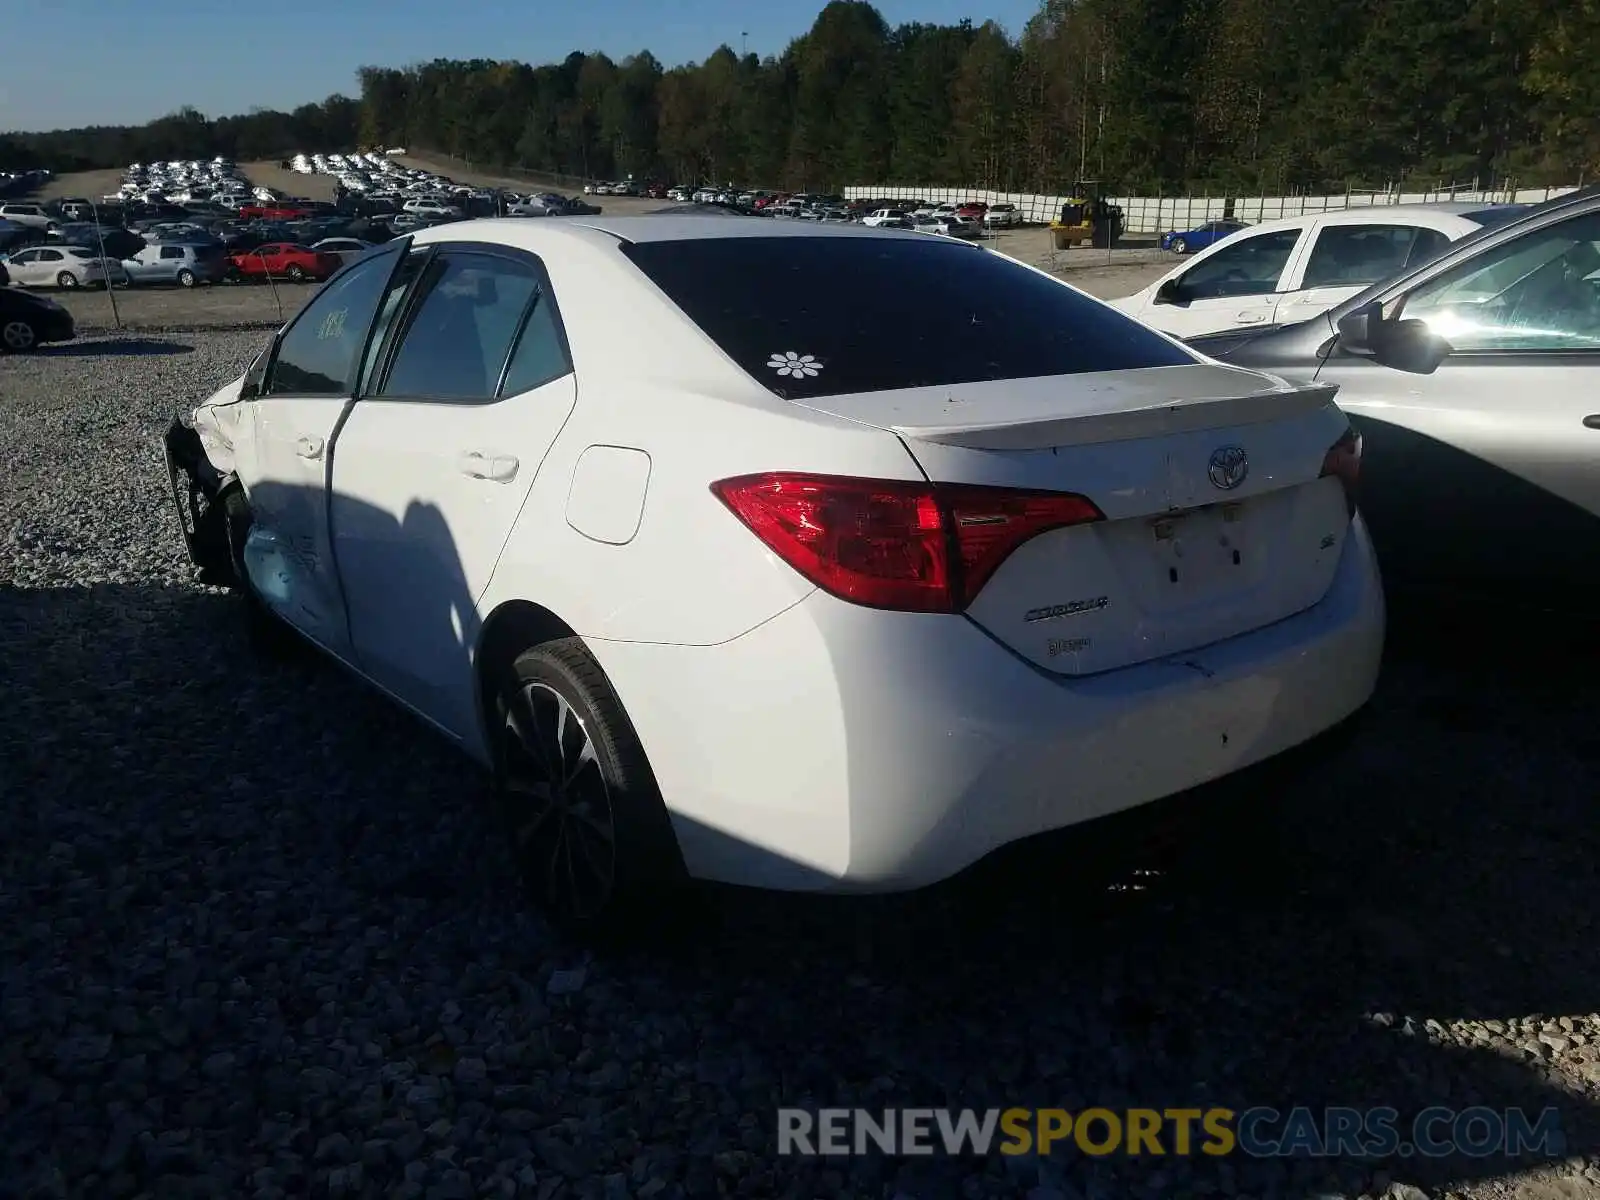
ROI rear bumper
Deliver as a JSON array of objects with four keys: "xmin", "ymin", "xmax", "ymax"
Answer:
[{"xmin": 589, "ymin": 515, "xmax": 1386, "ymax": 892}]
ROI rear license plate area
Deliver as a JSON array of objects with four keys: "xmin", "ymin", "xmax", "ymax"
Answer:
[{"xmin": 1149, "ymin": 502, "xmax": 1250, "ymax": 591}]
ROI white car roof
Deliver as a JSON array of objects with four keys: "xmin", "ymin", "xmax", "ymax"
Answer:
[
  {"xmin": 1243, "ymin": 202, "xmax": 1508, "ymax": 234},
  {"xmin": 412, "ymin": 214, "xmax": 927, "ymax": 246}
]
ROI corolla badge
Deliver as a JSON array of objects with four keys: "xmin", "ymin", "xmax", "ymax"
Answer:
[{"xmin": 1207, "ymin": 445, "xmax": 1249, "ymax": 490}]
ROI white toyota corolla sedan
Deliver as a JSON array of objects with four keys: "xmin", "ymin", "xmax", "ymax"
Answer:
[{"xmin": 164, "ymin": 215, "xmax": 1384, "ymax": 935}]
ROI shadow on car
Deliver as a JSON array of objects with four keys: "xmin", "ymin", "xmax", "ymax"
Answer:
[
  {"xmin": 36, "ymin": 338, "xmax": 194, "ymax": 358},
  {"xmin": 5, "ymin": 471, "xmax": 1598, "ymax": 1197}
]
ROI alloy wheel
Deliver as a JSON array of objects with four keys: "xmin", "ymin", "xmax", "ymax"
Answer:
[
  {"xmin": 500, "ymin": 681, "xmax": 617, "ymax": 921},
  {"xmin": 2, "ymin": 320, "xmax": 37, "ymax": 351}
]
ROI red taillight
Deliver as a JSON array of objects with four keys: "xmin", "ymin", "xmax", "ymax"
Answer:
[
  {"xmin": 710, "ymin": 472, "xmax": 1103, "ymax": 613},
  {"xmin": 1319, "ymin": 425, "xmax": 1362, "ymax": 516}
]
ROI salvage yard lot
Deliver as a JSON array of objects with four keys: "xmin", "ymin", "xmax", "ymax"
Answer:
[
  {"xmin": 20, "ymin": 158, "xmax": 1171, "ymax": 333},
  {"xmin": 2, "ymin": 333, "xmax": 1599, "ymax": 1200}
]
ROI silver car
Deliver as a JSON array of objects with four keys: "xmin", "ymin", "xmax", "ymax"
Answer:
[
  {"xmin": 311, "ymin": 237, "xmax": 374, "ymax": 265},
  {"xmin": 123, "ymin": 241, "xmax": 229, "ymax": 287},
  {"xmin": 1188, "ymin": 186, "xmax": 1600, "ymax": 613},
  {"xmin": 4, "ymin": 244, "xmax": 128, "ymax": 288}
]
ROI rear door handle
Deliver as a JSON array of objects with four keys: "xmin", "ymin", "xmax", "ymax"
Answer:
[
  {"xmin": 1236, "ymin": 313, "xmax": 1268, "ymax": 324},
  {"xmin": 1585, "ymin": 415, "xmax": 1600, "ymax": 430},
  {"xmin": 295, "ymin": 436, "xmax": 324, "ymax": 460},
  {"xmin": 458, "ymin": 451, "xmax": 519, "ymax": 483}
]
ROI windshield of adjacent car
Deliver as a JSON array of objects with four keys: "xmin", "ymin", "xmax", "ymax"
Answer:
[
  {"xmin": 620, "ymin": 235, "xmax": 1194, "ymax": 397},
  {"xmin": 1395, "ymin": 211, "xmax": 1600, "ymax": 347}
]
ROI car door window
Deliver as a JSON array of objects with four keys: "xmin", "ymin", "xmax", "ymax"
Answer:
[
  {"xmin": 357, "ymin": 248, "xmax": 429, "ymax": 394},
  {"xmin": 161, "ymin": 246, "xmax": 185, "ymax": 260},
  {"xmin": 1301, "ymin": 224, "xmax": 1423, "ymax": 289},
  {"xmin": 10, "ymin": 250, "xmax": 37, "ymax": 264},
  {"xmin": 1178, "ymin": 229, "xmax": 1300, "ymax": 300},
  {"xmin": 1396, "ymin": 211, "xmax": 1600, "ymax": 351},
  {"xmin": 38, "ymin": 250, "xmax": 63, "ymax": 263},
  {"xmin": 265, "ymin": 251, "xmax": 399, "ymax": 396},
  {"xmin": 1405, "ymin": 227, "xmax": 1452, "ymax": 269},
  {"xmin": 499, "ymin": 287, "xmax": 573, "ymax": 395},
  {"xmin": 377, "ymin": 251, "xmax": 539, "ymax": 401}
]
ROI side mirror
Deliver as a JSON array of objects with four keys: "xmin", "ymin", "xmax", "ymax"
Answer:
[
  {"xmin": 1154, "ymin": 277, "xmax": 1186, "ymax": 306},
  {"xmin": 1337, "ymin": 299, "xmax": 1451, "ymax": 375},
  {"xmin": 1334, "ymin": 301, "xmax": 1379, "ymax": 355},
  {"xmin": 1371, "ymin": 317, "xmax": 1452, "ymax": 375}
]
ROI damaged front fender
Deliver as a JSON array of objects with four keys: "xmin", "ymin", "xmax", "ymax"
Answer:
[{"xmin": 164, "ymin": 414, "xmax": 244, "ymax": 586}]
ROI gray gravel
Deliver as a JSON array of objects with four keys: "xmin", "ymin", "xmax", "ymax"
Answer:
[{"xmin": 3, "ymin": 332, "xmax": 1600, "ymax": 1200}]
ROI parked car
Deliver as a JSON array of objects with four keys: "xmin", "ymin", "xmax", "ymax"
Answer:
[
  {"xmin": 0, "ymin": 285, "xmax": 74, "ymax": 352},
  {"xmin": 3, "ymin": 244, "xmax": 127, "ymax": 288},
  {"xmin": 1161, "ymin": 219, "xmax": 1250, "ymax": 255},
  {"xmin": 1113, "ymin": 203, "xmax": 1532, "ymax": 338},
  {"xmin": 312, "ymin": 237, "xmax": 375, "ymax": 265},
  {"xmin": 124, "ymin": 241, "xmax": 230, "ymax": 287},
  {"xmin": 238, "ymin": 204, "xmax": 313, "ymax": 222},
  {"xmin": 861, "ymin": 208, "xmax": 912, "ymax": 228},
  {"xmin": 227, "ymin": 243, "xmax": 342, "ymax": 282},
  {"xmin": 1186, "ymin": 187, "xmax": 1600, "ymax": 615},
  {"xmin": 162, "ymin": 218, "xmax": 1382, "ymax": 937},
  {"xmin": 0, "ymin": 202, "xmax": 57, "ymax": 232},
  {"xmin": 984, "ymin": 203, "xmax": 1024, "ymax": 228}
]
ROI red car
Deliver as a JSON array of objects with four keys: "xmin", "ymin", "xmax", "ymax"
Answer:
[
  {"xmin": 956, "ymin": 202, "xmax": 988, "ymax": 219},
  {"xmin": 227, "ymin": 243, "xmax": 342, "ymax": 283},
  {"xmin": 238, "ymin": 204, "xmax": 313, "ymax": 222}
]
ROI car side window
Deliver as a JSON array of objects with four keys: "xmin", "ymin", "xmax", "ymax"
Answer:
[
  {"xmin": 1301, "ymin": 224, "xmax": 1422, "ymax": 289},
  {"xmin": 1397, "ymin": 212, "xmax": 1600, "ymax": 351},
  {"xmin": 161, "ymin": 246, "xmax": 185, "ymax": 260},
  {"xmin": 377, "ymin": 252, "xmax": 540, "ymax": 401},
  {"xmin": 499, "ymin": 288, "xmax": 573, "ymax": 395},
  {"xmin": 1178, "ymin": 229, "xmax": 1300, "ymax": 300},
  {"xmin": 1406, "ymin": 227, "xmax": 1452, "ymax": 269},
  {"xmin": 39, "ymin": 249, "xmax": 63, "ymax": 262},
  {"xmin": 265, "ymin": 251, "xmax": 398, "ymax": 396},
  {"xmin": 10, "ymin": 250, "xmax": 37, "ymax": 264}
]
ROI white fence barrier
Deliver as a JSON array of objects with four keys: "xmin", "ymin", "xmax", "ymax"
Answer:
[{"xmin": 842, "ymin": 184, "xmax": 1583, "ymax": 234}]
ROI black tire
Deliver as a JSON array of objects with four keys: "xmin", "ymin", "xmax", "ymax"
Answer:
[
  {"xmin": 56, "ymin": 271, "xmax": 78, "ymax": 289},
  {"xmin": 285, "ymin": 264, "xmax": 306, "ymax": 282},
  {"xmin": 491, "ymin": 637, "xmax": 684, "ymax": 941},
  {"xmin": 1172, "ymin": 238, "xmax": 1188, "ymax": 255},
  {"xmin": 177, "ymin": 269, "xmax": 196, "ymax": 288},
  {"xmin": 1, "ymin": 317, "xmax": 38, "ymax": 353}
]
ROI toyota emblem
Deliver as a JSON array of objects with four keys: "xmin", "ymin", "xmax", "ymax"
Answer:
[{"xmin": 1207, "ymin": 446, "xmax": 1249, "ymax": 490}]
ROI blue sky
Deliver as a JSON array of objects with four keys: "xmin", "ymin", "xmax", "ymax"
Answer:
[{"xmin": 1, "ymin": 0, "xmax": 1035, "ymax": 133}]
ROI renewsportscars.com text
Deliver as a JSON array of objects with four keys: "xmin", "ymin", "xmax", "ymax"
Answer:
[{"xmin": 777, "ymin": 1106, "xmax": 1566, "ymax": 1159}]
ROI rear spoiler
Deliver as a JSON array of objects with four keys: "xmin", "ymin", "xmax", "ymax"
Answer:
[{"xmin": 889, "ymin": 380, "xmax": 1340, "ymax": 451}]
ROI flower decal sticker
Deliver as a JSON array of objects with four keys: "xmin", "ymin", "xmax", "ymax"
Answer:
[{"xmin": 767, "ymin": 351, "xmax": 822, "ymax": 379}]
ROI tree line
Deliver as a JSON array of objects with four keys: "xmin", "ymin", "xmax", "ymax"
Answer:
[{"xmin": 4, "ymin": 0, "xmax": 1597, "ymax": 195}]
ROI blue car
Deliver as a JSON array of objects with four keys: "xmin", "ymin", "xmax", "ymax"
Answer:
[{"xmin": 1160, "ymin": 219, "xmax": 1248, "ymax": 254}]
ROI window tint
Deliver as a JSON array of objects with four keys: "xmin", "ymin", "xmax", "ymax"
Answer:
[
  {"xmin": 620, "ymin": 236, "xmax": 1191, "ymax": 397},
  {"xmin": 379, "ymin": 252, "xmax": 539, "ymax": 400},
  {"xmin": 1177, "ymin": 229, "xmax": 1300, "ymax": 299},
  {"xmin": 161, "ymin": 246, "xmax": 185, "ymax": 259},
  {"xmin": 1398, "ymin": 211, "xmax": 1600, "ymax": 350},
  {"xmin": 267, "ymin": 250, "xmax": 397, "ymax": 396},
  {"xmin": 10, "ymin": 250, "xmax": 37, "ymax": 263},
  {"xmin": 1405, "ymin": 228, "xmax": 1452, "ymax": 268},
  {"xmin": 500, "ymin": 291, "xmax": 571, "ymax": 394},
  {"xmin": 358, "ymin": 248, "xmax": 429, "ymax": 393},
  {"xmin": 38, "ymin": 249, "xmax": 62, "ymax": 262},
  {"xmin": 1300, "ymin": 224, "xmax": 1423, "ymax": 289}
]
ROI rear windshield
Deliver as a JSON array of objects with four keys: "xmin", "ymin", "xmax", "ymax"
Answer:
[{"xmin": 620, "ymin": 235, "xmax": 1191, "ymax": 396}]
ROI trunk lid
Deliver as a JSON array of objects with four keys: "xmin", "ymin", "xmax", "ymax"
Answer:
[{"xmin": 787, "ymin": 364, "xmax": 1354, "ymax": 675}]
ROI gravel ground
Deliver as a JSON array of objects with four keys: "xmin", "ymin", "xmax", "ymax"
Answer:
[{"xmin": 3, "ymin": 333, "xmax": 1599, "ymax": 1200}]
